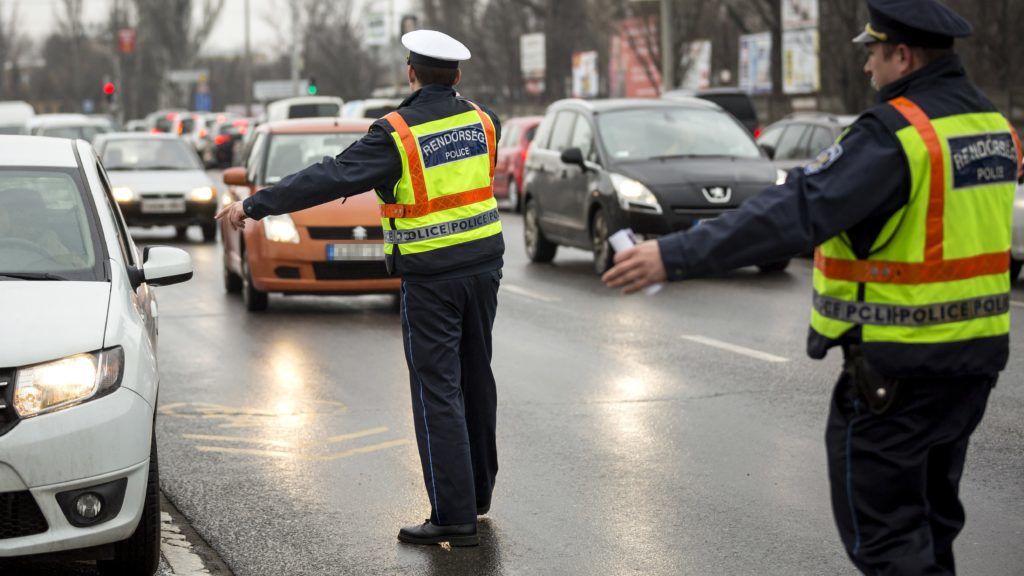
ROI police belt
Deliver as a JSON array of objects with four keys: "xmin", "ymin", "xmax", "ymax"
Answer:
[
  {"xmin": 813, "ymin": 291, "xmax": 1010, "ymax": 327},
  {"xmin": 384, "ymin": 208, "xmax": 500, "ymax": 245}
]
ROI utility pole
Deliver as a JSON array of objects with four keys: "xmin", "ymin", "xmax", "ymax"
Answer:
[
  {"xmin": 290, "ymin": 0, "xmax": 301, "ymax": 97},
  {"xmin": 244, "ymin": 0, "xmax": 252, "ymax": 116},
  {"xmin": 660, "ymin": 0, "xmax": 674, "ymax": 93}
]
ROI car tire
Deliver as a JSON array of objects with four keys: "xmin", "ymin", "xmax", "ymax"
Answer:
[
  {"xmin": 524, "ymin": 197, "xmax": 557, "ymax": 263},
  {"xmin": 96, "ymin": 434, "xmax": 160, "ymax": 576},
  {"xmin": 1011, "ymin": 258, "xmax": 1022, "ymax": 283},
  {"xmin": 201, "ymin": 222, "xmax": 217, "ymax": 243},
  {"xmin": 241, "ymin": 254, "xmax": 268, "ymax": 312},
  {"xmin": 223, "ymin": 259, "xmax": 242, "ymax": 294},
  {"xmin": 590, "ymin": 208, "xmax": 613, "ymax": 275},
  {"xmin": 174, "ymin": 226, "xmax": 188, "ymax": 241},
  {"xmin": 758, "ymin": 259, "xmax": 791, "ymax": 273},
  {"xmin": 507, "ymin": 178, "xmax": 520, "ymax": 213}
]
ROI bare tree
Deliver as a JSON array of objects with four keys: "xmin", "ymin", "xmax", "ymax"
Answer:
[{"xmin": 0, "ymin": 2, "xmax": 29, "ymax": 99}]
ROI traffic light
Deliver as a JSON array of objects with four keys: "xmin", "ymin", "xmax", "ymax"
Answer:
[
  {"xmin": 102, "ymin": 81, "xmax": 116, "ymax": 103},
  {"xmin": 307, "ymin": 76, "xmax": 317, "ymax": 96}
]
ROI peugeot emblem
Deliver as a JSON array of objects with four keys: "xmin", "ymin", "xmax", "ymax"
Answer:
[
  {"xmin": 353, "ymin": 226, "xmax": 368, "ymax": 240},
  {"xmin": 702, "ymin": 186, "xmax": 732, "ymax": 204}
]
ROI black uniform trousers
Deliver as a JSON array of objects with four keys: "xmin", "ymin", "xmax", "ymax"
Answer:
[
  {"xmin": 400, "ymin": 270, "xmax": 500, "ymax": 526},
  {"xmin": 825, "ymin": 366, "xmax": 995, "ymax": 575}
]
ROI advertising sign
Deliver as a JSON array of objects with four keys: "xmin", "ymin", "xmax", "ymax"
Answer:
[
  {"xmin": 783, "ymin": 29, "xmax": 820, "ymax": 94},
  {"xmin": 739, "ymin": 32, "xmax": 772, "ymax": 94},
  {"xmin": 117, "ymin": 28, "xmax": 136, "ymax": 54},
  {"xmin": 365, "ymin": 12, "xmax": 388, "ymax": 47},
  {"xmin": 679, "ymin": 40, "xmax": 711, "ymax": 91},
  {"xmin": 520, "ymin": 33, "xmax": 546, "ymax": 96},
  {"xmin": 782, "ymin": 0, "xmax": 819, "ymax": 30},
  {"xmin": 608, "ymin": 17, "xmax": 661, "ymax": 98},
  {"xmin": 572, "ymin": 51, "xmax": 599, "ymax": 98}
]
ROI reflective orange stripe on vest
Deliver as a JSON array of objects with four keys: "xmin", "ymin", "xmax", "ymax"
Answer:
[
  {"xmin": 814, "ymin": 248, "xmax": 1010, "ymax": 284},
  {"xmin": 381, "ymin": 102, "xmax": 496, "ymax": 219},
  {"xmin": 890, "ymin": 96, "xmax": 945, "ymax": 261}
]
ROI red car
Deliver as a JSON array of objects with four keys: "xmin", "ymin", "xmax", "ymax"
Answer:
[{"xmin": 492, "ymin": 115, "xmax": 542, "ymax": 213}]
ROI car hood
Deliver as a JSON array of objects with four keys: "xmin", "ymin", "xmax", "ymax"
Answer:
[
  {"xmin": 611, "ymin": 157, "xmax": 777, "ymax": 209},
  {"xmin": 287, "ymin": 189, "xmax": 382, "ymax": 228},
  {"xmin": 0, "ymin": 282, "xmax": 111, "ymax": 367},
  {"xmin": 106, "ymin": 169, "xmax": 212, "ymax": 193}
]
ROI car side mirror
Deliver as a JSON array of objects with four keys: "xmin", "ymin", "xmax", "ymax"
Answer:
[
  {"xmin": 134, "ymin": 246, "xmax": 193, "ymax": 288},
  {"xmin": 759, "ymin": 143, "xmax": 776, "ymax": 160},
  {"xmin": 560, "ymin": 147, "xmax": 588, "ymax": 170},
  {"xmin": 223, "ymin": 166, "xmax": 250, "ymax": 186}
]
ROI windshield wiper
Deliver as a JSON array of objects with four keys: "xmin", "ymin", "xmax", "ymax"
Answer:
[
  {"xmin": 0, "ymin": 272, "xmax": 69, "ymax": 281},
  {"xmin": 649, "ymin": 153, "xmax": 736, "ymax": 161},
  {"xmin": 140, "ymin": 165, "xmax": 188, "ymax": 171}
]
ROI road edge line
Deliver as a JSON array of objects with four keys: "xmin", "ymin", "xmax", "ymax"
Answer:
[{"xmin": 160, "ymin": 492, "xmax": 234, "ymax": 576}]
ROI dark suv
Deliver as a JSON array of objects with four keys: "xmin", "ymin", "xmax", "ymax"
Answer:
[
  {"xmin": 757, "ymin": 112, "xmax": 857, "ymax": 171},
  {"xmin": 523, "ymin": 98, "xmax": 782, "ymax": 274}
]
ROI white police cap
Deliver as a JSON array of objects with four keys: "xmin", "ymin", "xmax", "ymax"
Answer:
[{"xmin": 402, "ymin": 29, "xmax": 471, "ymax": 70}]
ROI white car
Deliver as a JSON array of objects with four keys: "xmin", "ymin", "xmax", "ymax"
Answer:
[
  {"xmin": 1013, "ymin": 181, "xmax": 1024, "ymax": 282},
  {"xmin": 0, "ymin": 136, "xmax": 192, "ymax": 574}
]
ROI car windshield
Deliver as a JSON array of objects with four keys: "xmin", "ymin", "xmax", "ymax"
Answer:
[
  {"xmin": 597, "ymin": 107, "xmax": 761, "ymax": 161},
  {"xmin": 100, "ymin": 138, "xmax": 202, "ymax": 171},
  {"xmin": 0, "ymin": 169, "xmax": 104, "ymax": 280},
  {"xmin": 41, "ymin": 125, "xmax": 110, "ymax": 142},
  {"xmin": 289, "ymin": 103, "xmax": 340, "ymax": 119},
  {"xmin": 265, "ymin": 132, "xmax": 363, "ymax": 184}
]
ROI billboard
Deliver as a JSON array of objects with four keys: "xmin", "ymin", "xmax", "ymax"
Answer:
[
  {"xmin": 679, "ymin": 40, "xmax": 711, "ymax": 91},
  {"xmin": 572, "ymin": 51, "xmax": 599, "ymax": 98},
  {"xmin": 609, "ymin": 17, "xmax": 661, "ymax": 98},
  {"xmin": 520, "ymin": 32, "xmax": 546, "ymax": 95},
  {"xmin": 782, "ymin": 0, "xmax": 819, "ymax": 30},
  {"xmin": 739, "ymin": 32, "xmax": 772, "ymax": 94},
  {"xmin": 783, "ymin": 29, "xmax": 820, "ymax": 94}
]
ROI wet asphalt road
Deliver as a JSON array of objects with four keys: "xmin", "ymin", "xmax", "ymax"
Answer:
[
  {"xmin": 138, "ymin": 189, "xmax": 1024, "ymax": 576},
  {"xmin": 11, "ymin": 172, "xmax": 1024, "ymax": 574}
]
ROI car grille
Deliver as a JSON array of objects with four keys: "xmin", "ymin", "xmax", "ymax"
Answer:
[
  {"xmin": 0, "ymin": 491, "xmax": 48, "ymax": 540},
  {"xmin": 139, "ymin": 192, "xmax": 186, "ymax": 199},
  {"xmin": 308, "ymin": 226, "xmax": 384, "ymax": 240},
  {"xmin": 0, "ymin": 369, "xmax": 16, "ymax": 438},
  {"xmin": 313, "ymin": 261, "xmax": 390, "ymax": 280}
]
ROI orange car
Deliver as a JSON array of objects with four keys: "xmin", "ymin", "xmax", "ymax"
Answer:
[{"xmin": 219, "ymin": 118, "xmax": 400, "ymax": 311}]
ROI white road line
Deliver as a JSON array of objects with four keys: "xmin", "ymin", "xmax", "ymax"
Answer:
[
  {"xmin": 1011, "ymin": 300, "xmax": 1024, "ymax": 309},
  {"xmin": 681, "ymin": 334, "xmax": 790, "ymax": 363},
  {"xmin": 502, "ymin": 283, "xmax": 562, "ymax": 303}
]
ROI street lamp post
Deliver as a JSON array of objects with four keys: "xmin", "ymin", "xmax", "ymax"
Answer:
[
  {"xmin": 661, "ymin": 0, "xmax": 674, "ymax": 93},
  {"xmin": 244, "ymin": 0, "xmax": 252, "ymax": 116}
]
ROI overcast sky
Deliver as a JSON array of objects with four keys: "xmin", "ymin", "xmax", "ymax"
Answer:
[{"xmin": 9, "ymin": 0, "xmax": 413, "ymax": 57}]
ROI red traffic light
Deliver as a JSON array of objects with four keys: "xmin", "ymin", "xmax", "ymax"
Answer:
[{"xmin": 102, "ymin": 82, "xmax": 116, "ymax": 96}]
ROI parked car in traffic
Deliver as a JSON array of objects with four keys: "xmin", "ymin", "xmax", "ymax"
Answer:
[
  {"xmin": 204, "ymin": 117, "xmax": 250, "ymax": 168},
  {"xmin": 27, "ymin": 114, "xmax": 112, "ymax": 143},
  {"xmin": 0, "ymin": 135, "xmax": 193, "ymax": 575},
  {"xmin": 142, "ymin": 109, "xmax": 187, "ymax": 133},
  {"xmin": 1013, "ymin": 180, "xmax": 1023, "ymax": 282},
  {"xmin": 171, "ymin": 112, "xmax": 213, "ymax": 160},
  {"xmin": 0, "ymin": 100, "xmax": 34, "ymax": 134},
  {"xmin": 493, "ymin": 115, "xmax": 542, "ymax": 213},
  {"xmin": 342, "ymin": 98, "xmax": 403, "ymax": 119},
  {"xmin": 523, "ymin": 98, "xmax": 782, "ymax": 274},
  {"xmin": 93, "ymin": 133, "xmax": 220, "ymax": 242},
  {"xmin": 664, "ymin": 88, "xmax": 761, "ymax": 137},
  {"xmin": 219, "ymin": 117, "xmax": 400, "ymax": 311},
  {"xmin": 265, "ymin": 96, "xmax": 345, "ymax": 122},
  {"xmin": 757, "ymin": 112, "xmax": 857, "ymax": 171}
]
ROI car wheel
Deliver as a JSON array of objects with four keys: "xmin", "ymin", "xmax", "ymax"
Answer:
[
  {"xmin": 507, "ymin": 178, "xmax": 520, "ymax": 213},
  {"xmin": 590, "ymin": 208, "xmax": 613, "ymax": 275},
  {"xmin": 1011, "ymin": 258, "xmax": 1022, "ymax": 283},
  {"xmin": 96, "ymin": 434, "xmax": 160, "ymax": 576},
  {"xmin": 241, "ymin": 254, "xmax": 269, "ymax": 312},
  {"xmin": 174, "ymin": 226, "xmax": 188, "ymax": 241},
  {"xmin": 524, "ymin": 197, "xmax": 557, "ymax": 263},
  {"xmin": 223, "ymin": 258, "xmax": 242, "ymax": 294},
  {"xmin": 201, "ymin": 222, "xmax": 217, "ymax": 243},
  {"xmin": 758, "ymin": 259, "xmax": 791, "ymax": 273}
]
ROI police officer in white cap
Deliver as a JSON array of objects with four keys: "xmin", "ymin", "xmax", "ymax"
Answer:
[{"xmin": 217, "ymin": 30, "xmax": 503, "ymax": 547}]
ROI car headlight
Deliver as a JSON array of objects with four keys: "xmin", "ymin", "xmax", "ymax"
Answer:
[
  {"xmin": 610, "ymin": 173, "xmax": 662, "ymax": 214},
  {"xmin": 112, "ymin": 187, "xmax": 135, "ymax": 202},
  {"xmin": 263, "ymin": 214, "xmax": 300, "ymax": 243},
  {"xmin": 13, "ymin": 347, "xmax": 124, "ymax": 418},
  {"xmin": 189, "ymin": 186, "xmax": 216, "ymax": 202},
  {"xmin": 776, "ymin": 169, "xmax": 788, "ymax": 185}
]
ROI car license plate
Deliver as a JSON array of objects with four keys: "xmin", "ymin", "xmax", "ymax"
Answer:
[
  {"xmin": 326, "ymin": 243, "xmax": 384, "ymax": 261},
  {"xmin": 141, "ymin": 199, "xmax": 186, "ymax": 214}
]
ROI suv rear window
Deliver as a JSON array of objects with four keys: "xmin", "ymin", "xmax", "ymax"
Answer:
[
  {"xmin": 699, "ymin": 94, "xmax": 756, "ymax": 122},
  {"xmin": 290, "ymin": 104, "xmax": 341, "ymax": 119}
]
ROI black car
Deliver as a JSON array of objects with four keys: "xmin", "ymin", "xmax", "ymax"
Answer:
[
  {"xmin": 757, "ymin": 112, "xmax": 857, "ymax": 171},
  {"xmin": 664, "ymin": 88, "xmax": 761, "ymax": 137},
  {"xmin": 523, "ymin": 98, "xmax": 784, "ymax": 274}
]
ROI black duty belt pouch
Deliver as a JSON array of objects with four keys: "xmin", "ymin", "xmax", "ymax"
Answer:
[{"xmin": 844, "ymin": 345, "xmax": 902, "ymax": 415}]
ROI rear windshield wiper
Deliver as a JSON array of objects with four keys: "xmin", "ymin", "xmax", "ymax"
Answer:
[{"xmin": 0, "ymin": 272, "xmax": 69, "ymax": 281}]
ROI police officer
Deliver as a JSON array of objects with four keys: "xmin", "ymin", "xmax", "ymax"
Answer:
[
  {"xmin": 217, "ymin": 30, "xmax": 503, "ymax": 547},
  {"xmin": 603, "ymin": 0, "xmax": 1021, "ymax": 573}
]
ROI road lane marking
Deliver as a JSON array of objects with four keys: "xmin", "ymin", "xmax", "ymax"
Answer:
[
  {"xmin": 182, "ymin": 426, "xmax": 389, "ymax": 450},
  {"xmin": 195, "ymin": 438, "xmax": 409, "ymax": 461},
  {"xmin": 502, "ymin": 283, "xmax": 561, "ymax": 303},
  {"xmin": 681, "ymin": 334, "xmax": 789, "ymax": 363},
  {"xmin": 325, "ymin": 426, "xmax": 389, "ymax": 445},
  {"xmin": 1012, "ymin": 300, "xmax": 1024, "ymax": 309}
]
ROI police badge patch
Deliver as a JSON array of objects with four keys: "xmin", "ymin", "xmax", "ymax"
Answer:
[{"xmin": 804, "ymin": 143, "xmax": 844, "ymax": 175}]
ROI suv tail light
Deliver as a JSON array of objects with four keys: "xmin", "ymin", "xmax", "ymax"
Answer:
[{"xmin": 214, "ymin": 134, "xmax": 231, "ymax": 146}]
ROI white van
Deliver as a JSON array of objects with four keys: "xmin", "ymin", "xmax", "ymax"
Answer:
[
  {"xmin": 265, "ymin": 96, "xmax": 344, "ymax": 122},
  {"xmin": 342, "ymin": 98, "xmax": 403, "ymax": 120},
  {"xmin": 0, "ymin": 101, "xmax": 35, "ymax": 135}
]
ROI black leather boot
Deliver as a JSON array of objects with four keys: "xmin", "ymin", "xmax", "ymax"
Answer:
[{"xmin": 398, "ymin": 520, "xmax": 479, "ymax": 546}]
